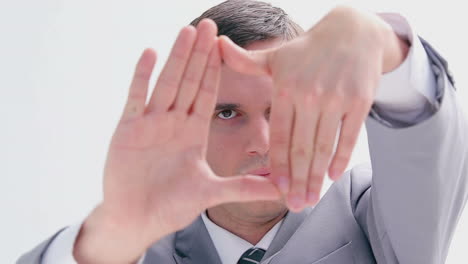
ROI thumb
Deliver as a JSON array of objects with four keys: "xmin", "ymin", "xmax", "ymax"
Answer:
[
  {"xmin": 219, "ymin": 35, "xmax": 274, "ymax": 76},
  {"xmin": 207, "ymin": 174, "xmax": 281, "ymax": 207}
]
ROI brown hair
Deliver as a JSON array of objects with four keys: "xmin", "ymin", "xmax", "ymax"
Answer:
[{"xmin": 190, "ymin": 0, "xmax": 304, "ymax": 47}]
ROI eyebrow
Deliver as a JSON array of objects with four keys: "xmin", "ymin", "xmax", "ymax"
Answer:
[{"xmin": 214, "ymin": 103, "xmax": 241, "ymax": 111}]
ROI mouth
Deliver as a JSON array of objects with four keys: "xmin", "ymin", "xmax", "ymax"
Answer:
[{"xmin": 246, "ymin": 167, "xmax": 271, "ymax": 177}]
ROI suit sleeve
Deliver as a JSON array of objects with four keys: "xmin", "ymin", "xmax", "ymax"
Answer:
[
  {"xmin": 358, "ymin": 37, "xmax": 468, "ymax": 264},
  {"xmin": 16, "ymin": 227, "xmax": 67, "ymax": 264},
  {"xmin": 16, "ymin": 222, "xmax": 147, "ymax": 264}
]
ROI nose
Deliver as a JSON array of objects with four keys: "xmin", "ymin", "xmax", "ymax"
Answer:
[{"xmin": 245, "ymin": 116, "xmax": 270, "ymax": 156}]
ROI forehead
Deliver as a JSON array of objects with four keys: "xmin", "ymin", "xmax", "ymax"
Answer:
[{"xmin": 217, "ymin": 38, "xmax": 283, "ymax": 105}]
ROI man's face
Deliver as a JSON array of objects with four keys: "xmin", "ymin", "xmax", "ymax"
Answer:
[{"xmin": 206, "ymin": 38, "xmax": 287, "ymax": 222}]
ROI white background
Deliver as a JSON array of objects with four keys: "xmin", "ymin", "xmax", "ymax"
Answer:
[{"xmin": 1, "ymin": 0, "xmax": 467, "ymax": 263}]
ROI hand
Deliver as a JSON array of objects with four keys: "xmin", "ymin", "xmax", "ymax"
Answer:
[
  {"xmin": 74, "ymin": 19, "xmax": 280, "ymax": 264},
  {"xmin": 219, "ymin": 6, "xmax": 408, "ymax": 212}
]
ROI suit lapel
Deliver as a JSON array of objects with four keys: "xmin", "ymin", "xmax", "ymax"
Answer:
[
  {"xmin": 261, "ymin": 207, "xmax": 312, "ymax": 262},
  {"xmin": 266, "ymin": 193, "xmax": 356, "ymax": 264},
  {"xmin": 172, "ymin": 207, "xmax": 313, "ymax": 264},
  {"xmin": 173, "ymin": 215, "xmax": 222, "ymax": 264}
]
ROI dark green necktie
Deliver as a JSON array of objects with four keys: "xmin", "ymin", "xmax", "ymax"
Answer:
[{"xmin": 237, "ymin": 247, "xmax": 266, "ymax": 264}]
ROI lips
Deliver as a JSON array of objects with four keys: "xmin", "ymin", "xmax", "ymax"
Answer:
[{"xmin": 246, "ymin": 167, "xmax": 271, "ymax": 177}]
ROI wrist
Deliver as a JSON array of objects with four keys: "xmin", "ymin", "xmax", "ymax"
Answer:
[
  {"xmin": 323, "ymin": 6, "xmax": 409, "ymax": 74},
  {"xmin": 73, "ymin": 204, "xmax": 153, "ymax": 264},
  {"xmin": 379, "ymin": 17, "xmax": 410, "ymax": 73}
]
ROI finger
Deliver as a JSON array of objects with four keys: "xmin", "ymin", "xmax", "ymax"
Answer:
[
  {"xmin": 328, "ymin": 108, "xmax": 368, "ymax": 181},
  {"xmin": 269, "ymin": 87, "xmax": 294, "ymax": 196},
  {"xmin": 288, "ymin": 97, "xmax": 319, "ymax": 211},
  {"xmin": 173, "ymin": 19, "xmax": 218, "ymax": 113},
  {"xmin": 307, "ymin": 112, "xmax": 341, "ymax": 205},
  {"xmin": 218, "ymin": 35, "xmax": 272, "ymax": 76},
  {"xmin": 146, "ymin": 26, "xmax": 197, "ymax": 113},
  {"xmin": 188, "ymin": 39, "xmax": 221, "ymax": 148},
  {"xmin": 207, "ymin": 175, "xmax": 281, "ymax": 207},
  {"xmin": 122, "ymin": 48, "xmax": 157, "ymax": 120}
]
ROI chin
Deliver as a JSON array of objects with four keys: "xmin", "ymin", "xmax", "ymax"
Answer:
[{"xmin": 229, "ymin": 199, "xmax": 287, "ymax": 221}]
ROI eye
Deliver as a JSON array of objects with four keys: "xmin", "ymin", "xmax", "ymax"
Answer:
[{"xmin": 217, "ymin": 109, "xmax": 238, "ymax": 120}]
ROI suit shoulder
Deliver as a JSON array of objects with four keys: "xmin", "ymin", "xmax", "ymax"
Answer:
[
  {"xmin": 16, "ymin": 227, "xmax": 67, "ymax": 264},
  {"xmin": 333, "ymin": 163, "xmax": 372, "ymax": 194},
  {"xmin": 330, "ymin": 163, "xmax": 373, "ymax": 212},
  {"xmin": 349, "ymin": 163, "xmax": 373, "ymax": 212}
]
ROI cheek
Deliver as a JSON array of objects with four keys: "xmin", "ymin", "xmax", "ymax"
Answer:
[{"xmin": 206, "ymin": 127, "xmax": 245, "ymax": 176}]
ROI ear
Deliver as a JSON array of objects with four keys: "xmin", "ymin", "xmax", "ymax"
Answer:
[{"xmin": 218, "ymin": 35, "xmax": 274, "ymax": 76}]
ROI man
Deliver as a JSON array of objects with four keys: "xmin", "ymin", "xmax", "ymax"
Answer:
[{"xmin": 18, "ymin": 0, "xmax": 467, "ymax": 263}]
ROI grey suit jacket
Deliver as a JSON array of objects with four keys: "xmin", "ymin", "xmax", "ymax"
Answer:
[{"xmin": 17, "ymin": 38, "xmax": 468, "ymax": 264}]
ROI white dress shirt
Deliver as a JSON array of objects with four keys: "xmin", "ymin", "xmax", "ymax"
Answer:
[
  {"xmin": 200, "ymin": 210, "xmax": 284, "ymax": 264},
  {"xmin": 42, "ymin": 13, "xmax": 437, "ymax": 264}
]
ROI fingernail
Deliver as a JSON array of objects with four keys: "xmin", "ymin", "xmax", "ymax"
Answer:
[
  {"xmin": 329, "ymin": 170, "xmax": 339, "ymax": 180},
  {"xmin": 307, "ymin": 192, "xmax": 319, "ymax": 205},
  {"xmin": 278, "ymin": 177, "xmax": 289, "ymax": 194},
  {"xmin": 290, "ymin": 194, "xmax": 304, "ymax": 210}
]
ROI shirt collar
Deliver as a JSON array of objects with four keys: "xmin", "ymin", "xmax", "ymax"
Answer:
[{"xmin": 201, "ymin": 210, "xmax": 284, "ymax": 264}]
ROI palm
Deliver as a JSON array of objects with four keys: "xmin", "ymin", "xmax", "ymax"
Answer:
[
  {"xmin": 99, "ymin": 20, "xmax": 280, "ymax": 244},
  {"xmin": 104, "ymin": 110, "xmax": 214, "ymax": 230}
]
